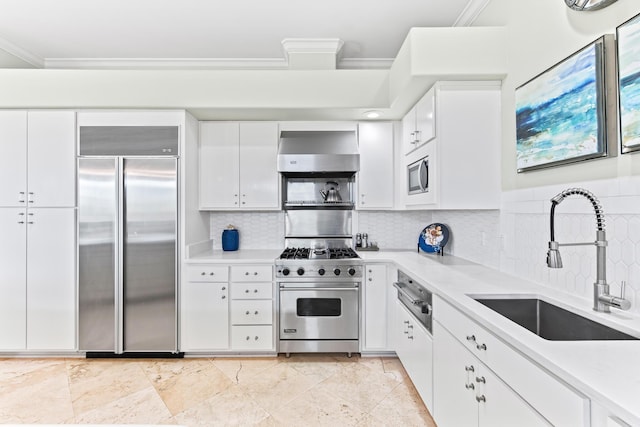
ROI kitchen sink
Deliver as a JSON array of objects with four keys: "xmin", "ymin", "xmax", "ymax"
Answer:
[{"xmin": 473, "ymin": 297, "xmax": 638, "ymax": 341}]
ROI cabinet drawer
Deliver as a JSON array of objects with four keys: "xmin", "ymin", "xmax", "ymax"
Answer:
[
  {"xmin": 231, "ymin": 325, "xmax": 273, "ymax": 350},
  {"xmin": 186, "ymin": 265, "xmax": 228, "ymax": 282},
  {"xmin": 435, "ymin": 296, "xmax": 588, "ymax": 427},
  {"xmin": 230, "ymin": 265, "xmax": 272, "ymax": 282},
  {"xmin": 231, "ymin": 300, "xmax": 273, "ymax": 325},
  {"xmin": 232, "ymin": 281, "xmax": 272, "ymax": 299}
]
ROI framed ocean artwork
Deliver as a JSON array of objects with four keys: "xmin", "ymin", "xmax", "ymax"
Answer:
[
  {"xmin": 515, "ymin": 36, "xmax": 615, "ymax": 172},
  {"xmin": 618, "ymin": 13, "xmax": 640, "ymax": 154}
]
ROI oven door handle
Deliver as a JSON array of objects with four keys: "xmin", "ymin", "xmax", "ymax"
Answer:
[
  {"xmin": 393, "ymin": 282, "xmax": 424, "ymax": 305},
  {"xmin": 279, "ymin": 286, "xmax": 359, "ymax": 291}
]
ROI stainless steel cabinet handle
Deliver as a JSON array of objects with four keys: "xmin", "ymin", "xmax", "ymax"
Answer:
[
  {"xmin": 254, "ymin": 289, "xmax": 258, "ymax": 293},
  {"xmin": 403, "ymin": 320, "xmax": 410, "ymax": 325},
  {"xmin": 475, "ymin": 376, "xmax": 486, "ymax": 384},
  {"xmin": 246, "ymin": 311, "xmax": 250, "ymax": 315},
  {"xmin": 407, "ymin": 335, "xmax": 414, "ymax": 340},
  {"xmin": 254, "ymin": 336, "xmax": 259, "ymax": 340},
  {"xmin": 201, "ymin": 272, "xmax": 206, "ymax": 275},
  {"xmin": 245, "ymin": 272, "xmax": 249, "ymax": 275},
  {"xmin": 465, "ymin": 383, "xmax": 475, "ymax": 390},
  {"xmin": 254, "ymin": 311, "xmax": 258, "ymax": 315},
  {"xmin": 407, "ymin": 324, "xmax": 413, "ymax": 329},
  {"xmin": 245, "ymin": 289, "xmax": 250, "ymax": 293},
  {"xmin": 221, "ymin": 295, "xmax": 226, "ymax": 299},
  {"xmin": 246, "ymin": 336, "xmax": 250, "ymax": 340},
  {"xmin": 18, "ymin": 221, "xmax": 25, "ymax": 224},
  {"xmin": 253, "ymin": 272, "xmax": 258, "ymax": 275},
  {"xmin": 221, "ymin": 286, "xmax": 226, "ymax": 290},
  {"xmin": 465, "ymin": 365, "xmax": 475, "ymax": 372},
  {"xmin": 368, "ymin": 278, "xmax": 372, "ymax": 281},
  {"xmin": 209, "ymin": 272, "xmax": 215, "ymax": 275},
  {"xmin": 476, "ymin": 395, "xmax": 486, "ymax": 403},
  {"xmin": 476, "ymin": 343, "xmax": 487, "ymax": 351}
]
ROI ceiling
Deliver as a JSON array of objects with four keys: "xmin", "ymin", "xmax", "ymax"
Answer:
[{"xmin": 0, "ymin": 0, "xmax": 484, "ymax": 69}]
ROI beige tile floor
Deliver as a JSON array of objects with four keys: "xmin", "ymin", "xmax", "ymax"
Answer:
[{"xmin": 0, "ymin": 354, "xmax": 437, "ymax": 426}]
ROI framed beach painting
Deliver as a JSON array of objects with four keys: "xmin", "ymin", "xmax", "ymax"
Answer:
[
  {"xmin": 515, "ymin": 36, "xmax": 613, "ymax": 172},
  {"xmin": 618, "ymin": 13, "xmax": 640, "ymax": 154}
]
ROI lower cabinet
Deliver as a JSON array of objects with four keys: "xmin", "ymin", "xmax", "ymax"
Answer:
[
  {"xmin": 393, "ymin": 300, "xmax": 434, "ymax": 411},
  {"xmin": 182, "ymin": 263, "xmax": 275, "ymax": 353},
  {"xmin": 361, "ymin": 263, "xmax": 394, "ymax": 352},
  {"xmin": 433, "ymin": 320, "xmax": 549, "ymax": 427}
]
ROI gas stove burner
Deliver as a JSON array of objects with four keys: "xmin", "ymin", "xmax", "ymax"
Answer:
[{"xmin": 279, "ymin": 247, "xmax": 359, "ymax": 260}]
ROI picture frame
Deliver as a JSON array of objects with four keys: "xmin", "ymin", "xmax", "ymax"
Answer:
[
  {"xmin": 617, "ymin": 12, "xmax": 640, "ymax": 154},
  {"xmin": 515, "ymin": 35, "xmax": 616, "ymax": 172}
]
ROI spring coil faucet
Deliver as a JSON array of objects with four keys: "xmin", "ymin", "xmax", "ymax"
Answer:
[{"xmin": 547, "ymin": 188, "xmax": 631, "ymax": 312}]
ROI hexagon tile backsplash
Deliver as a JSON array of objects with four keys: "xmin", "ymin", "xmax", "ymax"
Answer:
[{"xmin": 501, "ymin": 177, "xmax": 640, "ymax": 316}]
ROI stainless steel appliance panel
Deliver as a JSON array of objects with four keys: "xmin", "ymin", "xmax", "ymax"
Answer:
[
  {"xmin": 285, "ymin": 210, "xmax": 352, "ymax": 238},
  {"xmin": 79, "ymin": 126, "xmax": 179, "ymax": 156},
  {"xmin": 279, "ymin": 285, "xmax": 359, "ymax": 340},
  {"xmin": 78, "ymin": 158, "xmax": 118, "ymax": 351},
  {"xmin": 123, "ymin": 158, "xmax": 177, "ymax": 352}
]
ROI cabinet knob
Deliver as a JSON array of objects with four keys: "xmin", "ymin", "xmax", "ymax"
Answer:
[
  {"xmin": 246, "ymin": 336, "xmax": 250, "ymax": 340},
  {"xmin": 221, "ymin": 286, "xmax": 226, "ymax": 290},
  {"xmin": 246, "ymin": 311, "xmax": 250, "ymax": 315},
  {"xmin": 221, "ymin": 295, "xmax": 226, "ymax": 299},
  {"xmin": 254, "ymin": 311, "xmax": 258, "ymax": 315},
  {"xmin": 242, "ymin": 201, "xmax": 246, "ymax": 205},
  {"xmin": 465, "ymin": 365, "xmax": 475, "ymax": 372},
  {"xmin": 245, "ymin": 289, "xmax": 250, "ymax": 293},
  {"xmin": 254, "ymin": 336, "xmax": 259, "ymax": 341},
  {"xmin": 201, "ymin": 272, "xmax": 206, "ymax": 275},
  {"xmin": 476, "ymin": 343, "xmax": 487, "ymax": 351},
  {"xmin": 475, "ymin": 395, "xmax": 486, "ymax": 403},
  {"xmin": 17, "ymin": 221, "xmax": 25, "ymax": 224},
  {"xmin": 466, "ymin": 335, "xmax": 476, "ymax": 342},
  {"xmin": 368, "ymin": 278, "xmax": 372, "ymax": 281},
  {"xmin": 407, "ymin": 324, "xmax": 413, "ymax": 329},
  {"xmin": 254, "ymin": 289, "xmax": 258, "ymax": 293},
  {"xmin": 475, "ymin": 376, "xmax": 486, "ymax": 384},
  {"xmin": 209, "ymin": 272, "xmax": 215, "ymax": 276},
  {"xmin": 407, "ymin": 335, "xmax": 414, "ymax": 340},
  {"xmin": 403, "ymin": 320, "xmax": 410, "ymax": 325},
  {"xmin": 465, "ymin": 383, "xmax": 475, "ymax": 390},
  {"xmin": 245, "ymin": 272, "xmax": 249, "ymax": 276},
  {"xmin": 253, "ymin": 272, "xmax": 258, "ymax": 275}
]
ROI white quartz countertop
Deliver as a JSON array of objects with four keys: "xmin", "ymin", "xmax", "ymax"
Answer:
[{"xmin": 184, "ymin": 247, "xmax": 640, "ymax": 423}]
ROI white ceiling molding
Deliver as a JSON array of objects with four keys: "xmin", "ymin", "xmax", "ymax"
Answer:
[
  {"xmin": 338, "ymin": 58, "xmax": 394, "ymax": 70},
  {"xmin": 453, "ymin": 0, "xmax": 491, "ymax": 26},
  {"xmin": 44, "ymin": 58, "xmax": 289, "ymax": 70},
  {"xmin": 281, "ymin": 38, "xmax": 345, "ymax": 70},
  {"xmin": 0, "ymin": 35, "xmax": 44, "ymax": 68}
]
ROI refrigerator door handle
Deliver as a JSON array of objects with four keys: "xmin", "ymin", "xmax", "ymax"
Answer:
[{"xmin": 116, "ymin": 157, "xmax": 124, "ymax": 355}]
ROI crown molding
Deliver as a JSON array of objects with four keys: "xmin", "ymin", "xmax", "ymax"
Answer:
[
  {"xmin": 338, "ymin": 58, "xmax": 394, "ymax": 69},
  {"xmin": 281, "ymin": 38, "xmax": 345, "ymax": 56},
  {"xmin": 453, "ymin": 0, "xmax": 491, "ymax": 26},
  {"xmin": 0, "ymin": 35, "xmax": 44, "ymax": 68},
  {"xmin": 44, "ymin": 57, "xmax": 289, "ymax": 70}
]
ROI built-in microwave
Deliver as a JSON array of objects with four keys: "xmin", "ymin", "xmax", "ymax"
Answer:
[{"xmin": 407, "ymin": 155, "xmax": 429, "ymax": 195}]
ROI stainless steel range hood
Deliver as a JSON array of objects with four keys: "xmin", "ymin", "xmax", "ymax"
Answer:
[{"xmin": 278, "ymin": 130, "xmax": 360, "ymax": 173}]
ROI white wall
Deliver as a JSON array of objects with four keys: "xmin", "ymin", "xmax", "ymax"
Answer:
[{"xmin": 473, "ymin": 0, "xmax": 640, "ymax": 314}]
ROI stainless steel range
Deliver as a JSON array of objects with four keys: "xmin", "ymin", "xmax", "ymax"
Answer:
[
  {"xmin": 276, "ymin": 127, "xmax": 363, "ymax": 356},
  {"xmin": 276, "ymin": 246, "xmax": 363, "ymax": 356}
]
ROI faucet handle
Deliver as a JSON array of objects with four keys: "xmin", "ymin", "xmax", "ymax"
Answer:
[{"xmin": 620, "ymin": 281, "xmax": 627, "ymax": 300}]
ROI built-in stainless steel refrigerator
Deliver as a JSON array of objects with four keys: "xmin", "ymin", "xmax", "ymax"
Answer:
[{"xmin": 78, "ymin": 126, "xmax": 180, "ymax": 356}]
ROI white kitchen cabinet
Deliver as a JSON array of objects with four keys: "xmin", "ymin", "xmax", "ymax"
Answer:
[
  {"xmin": 0, "ymin": 111, "xmax": 76, "ymax": 208},
  {"xmin": 182, "ymin": 266, "xmax": 229, "ymax": 351},
  {"xmin": 0, "ymin": 208, "xmax": 76, "ymax": 351},
  {"xmin": 26, "ymin": 208, "xmax": 76, "ymax": 350},
  {"xmin": 433, "ymin": 320, "xmax": 549, "ymax": 427},
  {"xmin": 230, "ymin": 264, "xmax": 274, "ymax": 351},
  {"xmin": 402, "ymin": 87, "xmax": 436, "ymax": 155},
  {"xmin": 362, "ymin": 263, "xmax": 391, "ymax": 351},
  {"xmin": 435, "ymin": 296, "xmax": 588, "ymax": 427},
  {"xmin": 403, "ymin": 81, "xmax": 501, "ymax": 210},
  {"xmin": 393, "ymin": 300, "xmax": 434, "ymax": 411},
  {"xmin": 0, "ymin": 208, "xmax": 27, "ymax": 350},
  {"xmin": 357, "ymin": 122, "xmax": 394, "ymax": 210},
  {"xmin": 199, "ymin": 122, "xmax": 279, "ymax": 210}
]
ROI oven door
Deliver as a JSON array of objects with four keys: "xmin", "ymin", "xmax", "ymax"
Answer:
[{"xmin": 279, "ymin": 283, "xmax": 359, "ymax": 340}]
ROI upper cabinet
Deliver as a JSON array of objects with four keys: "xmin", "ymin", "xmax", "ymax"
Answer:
[
  {"xmin": 357, "ymin": 122, "xmax": 394, "ymax": 210},
  {"xmin": 199, "ymin": 122, "xmax": 279, "ymax": 210},
  {"xmin": 0, "ymin": 111, "xmax": 76, "ymax": 208},
  {"xmin": 404, "ymin": 82, "xmax": 501, "ymax": 210},
  {"xmin": 402, "ymin": 87, "xmax": 436, "ymax": 155}
]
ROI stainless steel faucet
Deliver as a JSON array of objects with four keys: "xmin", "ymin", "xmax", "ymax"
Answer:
[{"xmin": 547, "ymin": 188, "xmax": 631, "ymax": 312}]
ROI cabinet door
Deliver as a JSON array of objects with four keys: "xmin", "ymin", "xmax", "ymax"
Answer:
[
  {"xmin": 26, "ymin": 208, "xmax": 76, "ymax": 350},
  {"xmin": 402, "ymin": 106, "xmax": 417, "ymax": 154},
  {"xmin": 363, "ymin": 264, "xmax": 389, "ymax": 350},
  {"xmin": 183, "ymin": 282, "xmax": 229, "ymax": 350},
  {"xmin": 0, "ymin": 208, "xmax": 27, "ymax": 350},
  {"xmin": 27, "ymin": 111, "xmax": 76, "ymax": 207},
  {"xmin": 415, "ymin": 87, "xmax": 436, "ymax": 146},
  {"xmin": 0, "ymin": 111, "xmax": 27, "ymax": 207},
  {"xmin": 357, "ymin": 123, "xmax": 394, "ymax": 210},
  {"xmin": 239, "ymin": 122, "xmax": 279, "ymax": 209},
  {"xmin": 433, "ymin": 321, "xmax": 478, "ymax": 427},
  {"xmin": 199, "ymin": 122, "xmax": 240, "ymax": 209},
  {"xmin": 478, "ymin": 366, "xmax": 550, "ymax": 427}
]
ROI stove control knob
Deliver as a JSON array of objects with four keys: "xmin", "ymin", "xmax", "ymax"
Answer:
[
  {"xmin": 333, "ymin": 268, "xmax": 341, "ymax": 276},
  {"xmin": 348, "ymin": 268, "xmax": 356, "ymax": 276},
  {"xmin": 297, "ymin": 268, "xmax": 305, "ymax": 276},
  {"xmin": 282, "ymin": 268, "xmax": 290, "ymax": 276},
  {"xmin": 318, "ymin": 268, "xmax": 326, "ymax": 276}
]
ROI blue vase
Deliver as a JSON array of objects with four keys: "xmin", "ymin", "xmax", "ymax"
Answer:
[{"xmin": 222, "ymin": 228, "xmax": 239, "ymax": 251}]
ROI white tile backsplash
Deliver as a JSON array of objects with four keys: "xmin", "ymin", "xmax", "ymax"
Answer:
[
  {"xmin": 355, "ymin": 210, "xmax": 432, "ymax": 250},
  {"xmin": 210, "ymin": 212, "xmax": 284, "ymax": 250}
]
